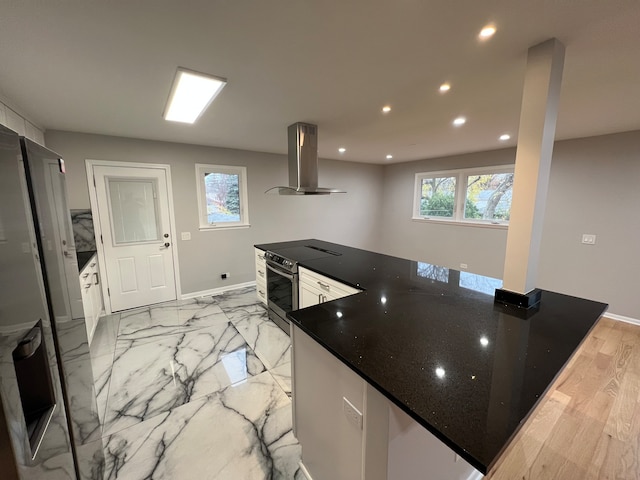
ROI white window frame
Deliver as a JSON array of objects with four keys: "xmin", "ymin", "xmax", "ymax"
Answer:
[
  {"xmin": 412, "ymin": 165, "xmax": 514, "ymax": 228},
  {"xmin": 196, "ymin": 163, "xmax": 250, "ymax": 230}
]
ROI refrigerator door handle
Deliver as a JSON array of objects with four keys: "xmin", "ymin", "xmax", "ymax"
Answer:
[{"xmin": 13, "ymin": 327, "xmax": 42, "ymax": 360}]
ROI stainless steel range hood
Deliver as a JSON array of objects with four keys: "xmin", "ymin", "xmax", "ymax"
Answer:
[{"xmin": 266, "ymin": 122, "xmax": 346, "ymax": 195}]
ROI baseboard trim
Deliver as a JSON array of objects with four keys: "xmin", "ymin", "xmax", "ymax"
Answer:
[
  {"xmin": 605, "ymin": 312, "xmax": 640, "ymax": 326},
  {"xmin": 467, "ymin": 470, "xmax": 484, "ymax": 480},
  {"xmin": 297, "ymin": 461, "xmax": 313, "ymax": 480},
  {"xmin": 180, "ymin": 281, "xmax": 256, "ymax": 300}
]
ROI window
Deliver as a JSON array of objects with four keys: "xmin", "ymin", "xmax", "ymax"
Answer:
[
  {"xmin": 417, "ymin": 175, "xmax": 457, "ymax": 218},
  {"xmin": 413, "ymin": 166, "xmax": 514, "ymax": 226},
  {"xmin": 196, "ymin": 164, "xmax": 249, "ymax": 229}
]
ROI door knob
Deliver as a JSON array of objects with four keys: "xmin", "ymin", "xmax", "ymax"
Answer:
[
  {"xmin": 164, "ymin": 242, "xmax": 170, "ymax": 248},
  {"xmin": 164, "ymin": 233, "xmax": 169, "ymax": 238}
]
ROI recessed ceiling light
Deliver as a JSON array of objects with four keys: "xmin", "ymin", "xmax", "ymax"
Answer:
[
  {"xmin": 439, "ymin": 83, "xmax": 451, "ymax": 93},
  {"xmin": 164, "ymin": 67, "xmax": 227, "ymax": 124},
  {"xmin": 499, "ymin": 134, "xmax": 511, "ymax": 141},
  {"xmin": 382, "ymin": 105, "xmax": 391, "ymax": 113},
  {"xmin": 338, "ymin": 147, "xmax": 346, "ymax": 153},
  {"xmin": 479, "ymin": 25, "xmax": 496, "ymax": 40},
  {"xmin": 453, "ymin": 116, "xmax": 466, "ymax": 127},
  {"xmin": 386, "ymin": 154, "xmax": 393, "ymax": 160}
]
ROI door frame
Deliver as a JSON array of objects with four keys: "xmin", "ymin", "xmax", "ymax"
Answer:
[{"xmin": 86, "ymin": 159, "xmax": 182, "ymax": 315}]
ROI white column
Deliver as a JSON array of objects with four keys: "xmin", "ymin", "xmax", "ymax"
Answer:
[{"xmin": 502, "ymin": 38, "xmax": 565, "ymax": 295}]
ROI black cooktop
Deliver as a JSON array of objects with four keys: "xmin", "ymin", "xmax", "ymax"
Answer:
[{"xmin": 266, "ymin": 245, "xmax": 341, "ymax": 263}]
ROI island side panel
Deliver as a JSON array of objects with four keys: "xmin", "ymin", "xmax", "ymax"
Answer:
[
  {"xmin": 292, "ymin": 324, "xmax": 366, "ymax": 480},
  {"xmin": 387, "ymin": 403, "xmax": 482, "ymax": 480}
]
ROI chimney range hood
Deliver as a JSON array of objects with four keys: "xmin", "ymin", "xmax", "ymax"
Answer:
[{"xmin": 266, "ymin": 122, "xmax": 346, "ymax": 195}]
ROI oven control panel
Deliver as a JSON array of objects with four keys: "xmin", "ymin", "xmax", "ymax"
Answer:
[{"xmin": 265, "ymin": 251, "xmax": 296, "ymax": 272}]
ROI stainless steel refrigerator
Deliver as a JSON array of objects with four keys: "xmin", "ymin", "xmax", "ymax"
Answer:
[{"xmin": 0, "ymin": 124, "xmax": 104, "ymax": 479}]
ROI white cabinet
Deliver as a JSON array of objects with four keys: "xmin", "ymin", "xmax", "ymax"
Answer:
[
  {"xmin": 293, "ymin": 323, "xmax": 481, "ymax": 480},
  {"xmin": 4, "ymin": 108, "xmax": 26, "ymax": 136},
  {"xmin": 255, "ymin": 248, "xmax": 267, "ymax": 305},
  {"xmin": 299, "ymin": 266, "xmax": 361, "ymax": 309},
  {"xmin": 80, "ymin": 256, "xmax": 103, "ymax": 344},
  {"xmin": 292, "ymin": 324, "xmax": 366, "ymax": 480},
  {"xmin": 24, "ymin": 121, "xmax": 45, "ymax": 146}
]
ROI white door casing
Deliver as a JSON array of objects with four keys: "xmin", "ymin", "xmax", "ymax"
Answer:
[
  {"xmin": 44, "ymin": 159, "xmax": 84, "ymax": 321},
  {"xmin": 88, "ymin": 161, "xmax": 179, "ymax": 313}
]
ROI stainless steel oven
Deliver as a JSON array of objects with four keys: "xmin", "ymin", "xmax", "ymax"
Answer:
[{"xmin": 265, "ymin": 251, "xmax": 298, "ymax": 334}]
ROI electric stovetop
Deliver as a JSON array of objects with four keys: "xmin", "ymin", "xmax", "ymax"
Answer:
[{"xmin": 268, "ymin": 245, "xmax": 342, "ymax": 262}]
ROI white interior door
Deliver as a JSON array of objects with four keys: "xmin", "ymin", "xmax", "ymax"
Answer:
[{"xmin": 93, "ymin": 165, "xmax": 176, "ymax": 312}]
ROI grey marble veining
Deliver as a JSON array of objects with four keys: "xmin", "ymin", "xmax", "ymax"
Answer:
[
  {"xmin": 102, "ymin": 371, "xmax": 301, "ymax": 479},
  {"xmin": 56, "ymin": 317, "xmax": 92, "ymax": 364},
  {"xmin": 103, "ymin": 321, "xmax": 266, "ymax": 436},
  {"xmin": 88, "ymin": 286, "xmax": 301, "ymax": 478},
  {"xmin": 89, "ymin": 313, "xmax": 120, "ymax": 427},
  {"xmin": 222, "ymin": 300, "xmax": 292, "ymax": 394},
  {"xmin": 70, "ymin": 209, "xmax": 96, "ymax": 253},
  {"xmin": 116, "ymin": 298, "xmax": 228, "ymax": 344},
  {"xmin": 0, "ymin": 325, "xmax": 76, "ymax": 479}
]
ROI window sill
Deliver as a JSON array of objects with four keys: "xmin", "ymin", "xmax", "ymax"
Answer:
[
  {"xmin": 199, "ymin": 223, "xmax": 251, "ymax": 232},
  {"xmin": 411, "ymin": 217, "xmax": 508, "ymax": 229}
]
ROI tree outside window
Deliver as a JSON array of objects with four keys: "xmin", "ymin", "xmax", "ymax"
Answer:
[
  {"xmin": 196, "ymin": 164, "xmax": 249, "ymax": 229},
  {"xmin": 414, "ymin": 167, "xmax": 514, "ymax": 225}
]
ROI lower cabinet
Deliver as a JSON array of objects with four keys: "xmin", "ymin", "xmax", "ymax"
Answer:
[
  {"xmin": 80, "ymin": 257, "xmax": 103, "ymax": 344},
  {"xmin": 255, "ymin": 248, "xmax": 267, "ymax": 305},
  {"xmin": 298, "ymin": 266, "xmax": 361, "ymax": 309},
  {"xmin": 292, "ymin": 324, "xmax": 366, "ymax": 480},
  {"xmin": 292, "ymin": 324, "xmax": 482, "ymax": 480}
]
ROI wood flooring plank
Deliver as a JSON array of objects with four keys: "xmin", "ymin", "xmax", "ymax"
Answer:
[
  {"xmin": 604, "ymin": 371, "xmax": 640, "ymax": 441},
  {"xmin": 487, "ymin": 317, "xmax": 640, "ymax": 480},
  {"xmin": 485, "ymin": 391, "xmax": 570, "ymax": 480}
]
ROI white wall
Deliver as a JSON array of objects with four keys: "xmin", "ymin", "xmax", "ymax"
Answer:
[
  {"xmin": 378, "ymin": 148, "xmax": 515, "ymax": 279},
  {"xmin": 536, "ymin": 131, "xmax": 640, "ymax": 319},
  {"xmin": 378, "ymin": 130, "xmax": 640, "ymax": 319},
  {"xmin": 44, "ymin": 130, "xmax": 385, "ymax": 296}
]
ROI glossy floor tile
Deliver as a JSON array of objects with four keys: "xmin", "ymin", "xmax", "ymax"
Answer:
[{"xmin": 90, "ymin": 287, "xmax": 301, "ymax": 479}]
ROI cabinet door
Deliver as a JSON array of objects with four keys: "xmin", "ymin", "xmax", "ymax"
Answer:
[
  {"xmin": 299, "ymin": 267, "xmax": 361, "ymax": 305},
  {"xmin": 254, "ymin": 248, "xmax": 267, "ymax": 305},
  {"xmin": 300, "ymin": 281, "xmax": 326, "ymax": 309},
  {"xmin": 90, "ymin": 267, "xmax": 103, "ymax": 322},
  {"xmin": 292, "ymin": 325, "xmax": 365, "ymax": 480},
  {"xmin": 81, "ymin": 278, "xmax": 95, "ymax": 342}
]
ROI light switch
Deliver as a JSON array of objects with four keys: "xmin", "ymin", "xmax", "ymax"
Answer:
[
  {"xmin": 581, "ymin": 234, "xmax": 596, "ymax": 245},
  {"xmin": 181, "ymin": 232, "xmax": 191, "ymax": 241}
]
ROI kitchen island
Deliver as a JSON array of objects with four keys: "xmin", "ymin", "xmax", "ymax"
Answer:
[{"xmin": 255, "ymin": 239, "xmax": 607, "ymax": 479}]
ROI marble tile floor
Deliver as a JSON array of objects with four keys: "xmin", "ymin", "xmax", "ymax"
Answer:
[{"xmin": 90, "ymin": 286, "xmax": 303, "ymax": 479}]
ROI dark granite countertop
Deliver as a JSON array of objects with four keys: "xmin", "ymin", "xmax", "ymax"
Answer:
[
  {"xmin": 255, "ymin": 239, "xmax": 608, "ymax": 474},
  {"xmin": 77, "ymin": 250, "xmax": 97, "ymax": 271}
]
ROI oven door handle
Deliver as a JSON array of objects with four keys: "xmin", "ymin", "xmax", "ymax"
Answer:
[{"xmin": 266, "ymin": 262, "xmax": 296, "ymax": 281}]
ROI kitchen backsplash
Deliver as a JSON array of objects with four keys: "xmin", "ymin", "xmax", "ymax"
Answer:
[{"xmin": 70, "ymin": 209, "xmax": 96, "ymax": 252}]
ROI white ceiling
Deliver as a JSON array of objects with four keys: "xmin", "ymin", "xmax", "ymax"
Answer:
[{"xmin": 1, "ymin": 1, "xmax": 639, "ymax": 164}]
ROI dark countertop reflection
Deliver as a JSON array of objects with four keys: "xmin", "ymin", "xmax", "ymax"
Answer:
[
  {"xmin": 256, "ymin": 239, "xmax": 607, "ymax": 474},
  {"xmin": 77, "ymin": 251, "xmax": 97, "ymax": 272}
]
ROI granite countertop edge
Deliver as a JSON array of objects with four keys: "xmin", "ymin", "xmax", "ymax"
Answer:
[{"xmin": 256, "ymin": 239, "xmax": 608, "ymax": 474}]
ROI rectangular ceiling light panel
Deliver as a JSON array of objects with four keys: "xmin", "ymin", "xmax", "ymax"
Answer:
[{"xmin": 164, "ymin": 68, "xmax": 227, "ymax": 124}]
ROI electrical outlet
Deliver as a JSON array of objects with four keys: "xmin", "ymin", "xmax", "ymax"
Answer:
[
  {"xmin": 343, "ymin": 397, "xmax": 363, "ymax": 430},
  {"xmin": 221, "ymin": 272, "xmax": 229, "ymax": 280},
  {"xmin": 581, "ymin": 234, "xmax": 596, "ymax": 245},
  {"xmin": 181, "ymin": 232, "xmax": 191, "ymax": 241},
  {"xmin": 460, "ymin": 263, "xmax": 468, "ymax": 270}
]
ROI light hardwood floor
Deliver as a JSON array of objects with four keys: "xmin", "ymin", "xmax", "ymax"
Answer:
[{"xmin": 487, "ymin": 317, "xmax": 640, "ymax": 479}]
